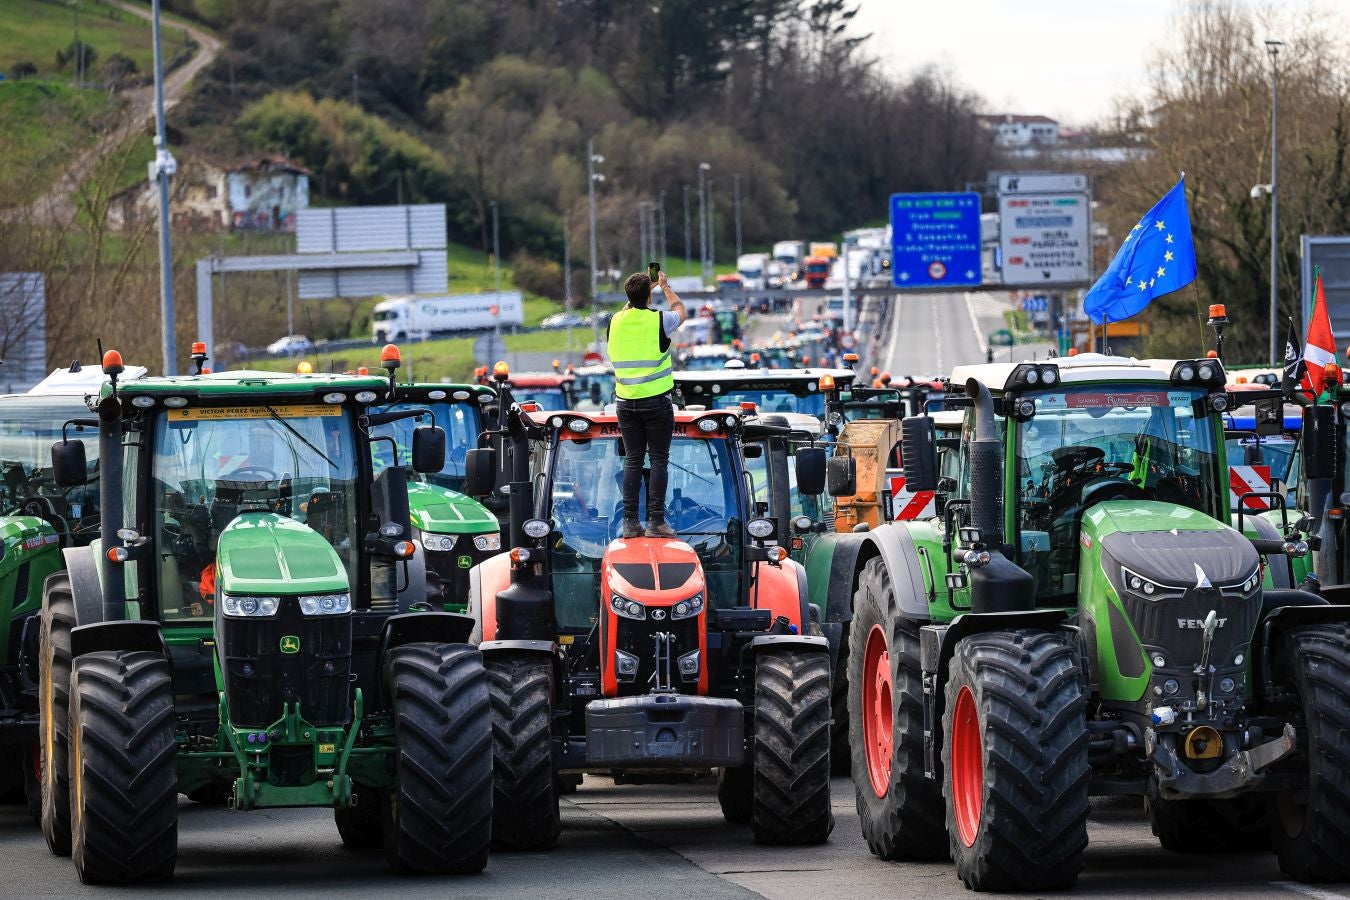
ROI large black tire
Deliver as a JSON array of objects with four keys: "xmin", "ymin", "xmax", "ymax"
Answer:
[
  {"xmin": 484, "ymin": 652, "xmax": 560, "ymax": 851},
  {"xmin": 381, "ymin": 643, "xmax": 492, "ymax": 874},
  {"xmin": 335, "ymin": 786, "xmax": 383, "ymax": 851},
  {"xmin": 38, "ymin": 575, "xmax": 75, "ymax": 856},
  {"xmin": 1148, "ymin": 796, "xmax": 1270, "ymax": 853},
  {"xmin": 1270, "ymin": 623, "xmax": 1350, "ymax": 881},
  {"xmin": 849, "ymin": 556, "xmax": 946, "ymax": 861},
  {"xmin": 941, "ymin": 630, "xmax": 1089, "ymax": 892},
  {"xmin": 69, "ymin": 651, "xmax": 178, "ymax": 884},
  {"xmin": 24, "ymin": 741, "xmax": 41, "ymax": 823},
  {"xmin": 717, "ymin": 763, "xmax": 753, "ymax": 823},
  {"xmin": 829, "ymin": 623, "xmax": 851, "ymax": 776},
  {"xmin": 750, "ymin": 647, "xmax": 833, "ymax": 845}
]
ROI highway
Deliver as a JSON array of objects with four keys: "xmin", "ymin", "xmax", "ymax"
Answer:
[
  {"xmin": 872, "ymin": 290, "xmax": 1054, "ymax": 379},
  {"xmin": 0, "ymin": 777, "xmax": 1326, "ymax": 898}
]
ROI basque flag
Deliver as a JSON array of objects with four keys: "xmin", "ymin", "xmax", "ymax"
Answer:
[{"xmin": 1083, "ymin": 177, "xmax": 1198, "ymax": 325}]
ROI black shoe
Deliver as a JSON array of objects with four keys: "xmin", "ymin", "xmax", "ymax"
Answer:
[
  {"xmin": 622, "ymin": 519, "xmax": 643, "ymax": 539},
  {"xmin": 645, "ymin": 521, "xmax": 677, "ymax": 539}
]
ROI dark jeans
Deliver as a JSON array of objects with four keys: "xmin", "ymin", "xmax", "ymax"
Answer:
[{"xmin": 616, "ymin": 393, "xmax": 674, "ymax": 521}]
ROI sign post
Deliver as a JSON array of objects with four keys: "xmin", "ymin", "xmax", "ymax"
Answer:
[
  {"xmin": 996, "ymin": 174, "xmax": 1091, "ymax": 287},
  {"xmin": 890, "ymin": 193, "xmax": 982, "ymax": 289}
]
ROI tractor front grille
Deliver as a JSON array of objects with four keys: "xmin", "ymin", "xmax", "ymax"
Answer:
[{"xmin": 613, "ymin": 614, "xmax": 701, "ymax": 697}]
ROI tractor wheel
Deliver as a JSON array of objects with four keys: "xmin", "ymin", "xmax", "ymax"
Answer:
[
  {"xmin": 716, "ymin": 763, "xmax": 753, "ymax": 824},
  {"xmin": 39, "ymin": 576, "xmax": 75, "ymax": 856},
  {"xmin": 69, "ymin": 651, "xmax": 178, "ymax": 884},
  {"xmin": 382, "ymin": 643, "xmax": 492, "ymax": 874},
  {"xmin": 25, "ymin": 741, "xmax": 42, "ymax": 823},
  {"xmin": 334, "ymin": 786, "xmax": 383, "ymax": 850},
  {"xmin": 750, "ymin": 647, "xmax": 833, "ymax": 845},
  {"xmin": 1148, "ymin": 796, "xmax": 1270, "ymax": 853},
  {"xmin": 849, "ymin": 556, "xmax": 946, "ymax": 861},
  {"xmin": 829, "ymin": 623, "xmax": 851, "ymax": 776},
  {"xmin": 942, "ymin": 630, "xmax": 1088, "ymax": 892},
  {"xmin": 1270, "ymin": 623, "xmax": 1350, "ymax": 881},
  {"xmin": 485, "ymin": 652, "xmax": 560, "ymax": 851}
]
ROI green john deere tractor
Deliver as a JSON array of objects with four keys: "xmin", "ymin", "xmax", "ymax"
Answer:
[
  {"xmin": 806, "ymin": 352, "xmax": 1350, "ymax": 890},
  {"xmin": 37, "ymin": 351, "xmax": 492, "ymax": 883},
  {"xmin": 371, "ymin": 380, "xmax": 502, "ymax": 611}
]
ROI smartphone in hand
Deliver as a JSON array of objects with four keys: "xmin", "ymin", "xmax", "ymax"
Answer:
[{"xmin": 648, "ymin": 261, "xmax": 661, "ymax": 282}]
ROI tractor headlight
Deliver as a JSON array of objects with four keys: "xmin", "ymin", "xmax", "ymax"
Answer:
[
  {"xmin": 473, "ymin": 534, "xmax": 501, "ymax": 552},
  {"xmin": 610, "ymin": 593, "xmax": 646, "ymax": 621},
  {"xmin": 1120, "ymin": 566, "xmax": 1183, "ymax": 600},
  {"xmin": 522, "ymin": 518, "xmax": 551, "ymax": 539},
  {"xmin": 222, "ymin": 594, "xmax": 279, "ymax": 618},
  {"xmin": 299, "ymin": 593, "xmax": 351, "ymax": 616},
  {"xmin": 746, "ymin": 518, "xmax": 775, "ymax": 540},
  {"xmin": 615, "ymin": 649, "xmax": 639, "ymax": 681},
  {"xmin": 1235, "ymin": 569, "xmax": 1261, "ymax": 595},
  {"xmin": 678, "ymin": 649, "xmax": 700, "ymax": 681},
  {"xmin": 420, "ymin": 533, "xmax": 458, "ymax": 552},
  {"xmin": 672, "ymin": 593, "xmax": 705, "ymax": 620}
]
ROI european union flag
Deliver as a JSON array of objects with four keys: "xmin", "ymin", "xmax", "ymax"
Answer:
[{"xmin": 1083, "ymin": 177, "xmax": 1197, "ymax": 325}]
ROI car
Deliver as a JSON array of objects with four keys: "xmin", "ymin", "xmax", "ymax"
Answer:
[
  {"xmin": 540, "ymin": 312, "xmax": 585, "ymax": 330},
  {"xmin": 265, "ymin": 334, "xmax": 312, "ymax": 355}
]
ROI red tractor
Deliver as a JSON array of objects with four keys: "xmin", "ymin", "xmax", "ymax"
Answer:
[{"xmin": 461, "ymin": 374, "xmax": 834, "ymax": 849}]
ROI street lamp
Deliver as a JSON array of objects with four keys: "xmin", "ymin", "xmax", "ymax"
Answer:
[
  {"xmin": 698, "ymin": 163, "xmax": 711, "ymax": 283},
  {"xmin": 151, "ymin": 0, "xmax": 177, "ymax": 375},
  {"xmin": 1266, "ymin": 38, "xmax": 1283, "ymax": 367},
  {"xmin": 587, "ymin": 140, "xmax": 605, "ymax": 347}
]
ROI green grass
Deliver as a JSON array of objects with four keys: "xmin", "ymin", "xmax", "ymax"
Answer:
[
  {"xmin": 0, "ymin": 79, "xmax": 115, "ymax": 204},
  {"xmin": 0, "ymin": 0, "xmax": 192, "ymax": 83},
  {"xmin": 504, "ymin": 327, "xmax": 589, "ymax": 353},
  {"xmin": 242, "ymin": 336, "xmax": 480, "ymax": 383}
]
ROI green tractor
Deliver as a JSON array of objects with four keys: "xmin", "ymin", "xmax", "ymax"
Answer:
[
  {"xmin": 37, "ymin": 351, "xmax": 492, "ymax": 883},
  {"xmin": 807, "ymin": 352, "xmax": 1350, "ymax": 890},
  {"xmin": 370, "ymin": 377, "xmax": 502, "ymax": 612}
]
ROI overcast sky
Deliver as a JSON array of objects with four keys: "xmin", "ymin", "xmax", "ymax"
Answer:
[{"xmin": 849, "ymin": 0, "xmax": 1315, "ymax": 127}]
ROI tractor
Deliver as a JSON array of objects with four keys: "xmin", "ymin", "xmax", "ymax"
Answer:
[
  {"xmin": 370, "ymin": 378, "xmax": 502, "ymax": 611},
  {"xmin": 37, "ymin": 349, "xmax": 492, "ymax": 883},
  {"xmin": 810, "ymin": 352, "xmax": 1349, "ymax": 890},
  {"xmin": 459, "ymin": 369, "xmax": 834, "ymax": 849}
]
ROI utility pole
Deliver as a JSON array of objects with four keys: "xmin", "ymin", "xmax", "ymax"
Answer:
[
  {"xmin": 697, "ymin": 163, "xmax": 710, "ymax": 283},
  {"xmin": 658, "ymin": 189, "xmax": 667, "ymax": 262},
  {"xmin": 683, "ymin": 185, "xmax": 692, "ymax": 275},
  {"xmin": 841, "ymin": 236, "xmax": 854, "ymax": 335},
  {"xmin": 563, "ymin": 210, "xmax": 573, "ymax": 351},
  {"xmin": 1266, "ymin": 39, "xmax": 1283, "ymax": 366},
  {"xmin": 588, "ymin": 140, "xmax": 605, "ymax": 348},
  {"xmin": 352, "ymin": 72, "xmax": 359, "ymax": 106},
  {"xmin": 733, "ymin": 173, "xmax": 742, "ymax": 262},
  {"xmin": 638, "ymin": 201, "xmax": 649, "ymax": 266},
  {"xmin": 151, "ymin": 0, "xmax": 178, "ymax": 375},
  {"xmin": 707, "ymin": 179, "xmax": 715, "ymax": 279}
]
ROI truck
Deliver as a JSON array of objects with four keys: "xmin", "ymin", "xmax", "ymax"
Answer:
[
  {"xmin": 802, "ymin": 257, "xmax": 832, "ymax": 290},
  {"xmin": 772, "ymin": 241, "xmax": 807, "ymax": 276},
  {"xmin": 809, "ymin": 242, "xmax": 839, "ymax": 261},
  {"xmin": 736, "ymin": 254, "xmax": 772, "ymax": 291},
  {"xmin": 371, "ymin": 291, "xmax": 525, "ymax": 343}
]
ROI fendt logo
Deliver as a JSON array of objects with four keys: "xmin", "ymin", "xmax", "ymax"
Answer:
[{"xmin": 1177, "ymin": 618, "xmax": 1226, "ymax": 629}]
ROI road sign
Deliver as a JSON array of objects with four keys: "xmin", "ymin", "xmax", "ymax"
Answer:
[
  {"xmin": 1301, "ymin": 236, "xmax": 1350, "ymax": 340},
  {"xmin": 997, "ymin": 173, "xmax": 1088, "ymax": 194},
  {"xmin": 998, "ymin": 190, "xmax": 1091, "ymax": 286},
  {"xmin": 988, "ymin": 328, "xmax": 1015, "ymax": 347},
  {"xmin": 890, "ymin": 192, "xmax": 982, "ymax": 289}
]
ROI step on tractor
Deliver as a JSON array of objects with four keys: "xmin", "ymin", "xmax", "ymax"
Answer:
[
  {"xmin": 370, "ymin": 376, "xmax": 502, "ymax": 611},
  {"xmin": 37, "ymin": 349, "xmax": 493, "ymax": 883},
  {"xmin": 809, "ymin": 352, "xmax": 1349, "ymax": 890},
  {"xmin": 460, "ymin": 369, "xmax": 835, "ymax": 849},
  {"xmin": 0, "ymin": 369, "xmax": 121, "ymax": 820}
]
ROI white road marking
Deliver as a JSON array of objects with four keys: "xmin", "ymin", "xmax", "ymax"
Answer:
[
  {"xmin": 1272, "ymin": 882, "xmax": 1350, "ymax": 900},
  {"xmin": 931, "ymin": 296, "xmax": 944, "ymax": 374},
  {"xmin": 883, "ymin": 294, "xmax": 903, "ymax": 372},
  {"xmin": 964, "ymin": 291, "xmax": 988, "ymax": 355}
]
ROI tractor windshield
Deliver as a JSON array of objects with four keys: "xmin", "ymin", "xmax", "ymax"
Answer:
[
  {"xmin": 546, "ymin": 435, "xmax": 742, "ymax": 630},
  {"xmin": 710, "ymin": 390, "xmax": 825, "ymax": 417},
  {"xmin": 0, "ymin": 396, "xmax": 100, "ymax": 539},
  {"xmin": 513, "ymin": 387, "xmax": 568, "ymax": 411},
  {"xmin": 371, "ymin": 400, "xmax": 480, "ymax": 492},
  {"xmin": 1014, "ymin": 385, "xmax": 1222, "ymax": 601},
  {"xmin": 151, "ymin": 404, "xmax": 360, "ymax": 620}
]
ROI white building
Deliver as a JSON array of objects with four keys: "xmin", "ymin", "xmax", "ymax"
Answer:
[
  {"xmin": 109, "ymin": 155, "xmax": 310, "ymax": 232},
  {"xmin": 979, "ymin": 114, "xmax": 1060, "ymax": 148}
]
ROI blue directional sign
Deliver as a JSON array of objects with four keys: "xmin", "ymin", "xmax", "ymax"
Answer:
[{"xmin": 890, "ymin": 192, "xmax": 982, "ymax": 289}]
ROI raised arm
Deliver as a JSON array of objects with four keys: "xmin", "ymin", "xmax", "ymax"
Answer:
[{"xmin": 658, "ymin": 271, "xmax": 687, "ymax": 324}]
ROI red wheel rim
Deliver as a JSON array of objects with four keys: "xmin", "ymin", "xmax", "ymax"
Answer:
[
  {"xmin": 951, "ymin": 685, "xmax": 982, "ymax": 847},
  {"xmin": 862, "ymin": 624, "xmax": 893, "ymax": 798}
]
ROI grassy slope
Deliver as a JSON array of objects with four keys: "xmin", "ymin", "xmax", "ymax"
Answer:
[
  {"xmin": 0, "ymin": 0, "xmax": 191, "ymax": 82},
  {"xmin": 0, "ymin": 79, "xmax": 115, "ymax": 203}
]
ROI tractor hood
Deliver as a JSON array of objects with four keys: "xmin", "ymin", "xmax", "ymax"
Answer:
[
  {"xmin": 602, "ymin": 538, "xmax": 705, "ymax": 603},
  {"xmin": 1083, "ymin": 501, "xmax": 1258, "ymax": 588},
  {"xmin": 408, "ymin": 482, "xmax": 498, "ymax": 535},
  {"xmin": 215, "ymin": 512, "xmax": 348, "ymax": 596},
  {"xmin": 0, "ymin": 516, "xmax": 59, "ymax": 577}
]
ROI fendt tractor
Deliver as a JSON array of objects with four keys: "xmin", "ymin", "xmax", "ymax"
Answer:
[
  {"xmin": 0, "ymin": 364, "xmax": 132, "ymax": 817},
  {"xmin": 371, "ymin": 376, "xmax": 503, "ymax": 611},
  {"xmin": 37, "ymin": 348, "xmax": 492, "ymax": 883},
  {"xmin": 461, "ymin": 368, "xmax": 836, "ymax": 849},
  {"xmin": 809, "ymin": 352, "xmax": 1350, "ymax": 890}
]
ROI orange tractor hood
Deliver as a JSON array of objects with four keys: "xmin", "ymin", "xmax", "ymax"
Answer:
[{"xmin": 602, "ymin": 537, "xmax": 705, "ymax": 603}]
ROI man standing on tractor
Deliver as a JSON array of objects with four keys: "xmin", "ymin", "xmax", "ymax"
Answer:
[{"xmin": 609, "ymin": 268, "xmax": 687, "ymax": 538}]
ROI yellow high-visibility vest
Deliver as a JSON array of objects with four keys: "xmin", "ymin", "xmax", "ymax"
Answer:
[{"xmin": 609, "ymin": 307, "xmax": 673, "ymax": 399}]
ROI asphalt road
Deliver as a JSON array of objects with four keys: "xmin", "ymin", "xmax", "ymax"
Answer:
[{"xmin": 0, "ymin": 776, "xmax": 1337, "ymax": 898}]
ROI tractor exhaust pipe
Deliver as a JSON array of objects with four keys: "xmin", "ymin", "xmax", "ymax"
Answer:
[
  {"xmin": 97, "ymin": 391, "xmax": 126, "ymax": 622},
  {"xmin": 965, "ymin": 378, "xmax": 1003, "ymax": 547}
]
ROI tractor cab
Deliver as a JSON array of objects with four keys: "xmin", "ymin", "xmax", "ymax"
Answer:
[
  {"xmin": 677, "ymin": 343, "xmax": 743, "ymax": 371},
  {"xmin": 370, "ymin": 381, "xmax": 502, "ymax": 611},
  {"xmin": 502, "ymin": 372, "xmax": 577, "ymax": 411},
  {"xmin": 673, "ymin": 367, "xmax": 855, "ymax": 419},
  {"xmin": 571, "ymin": 363, "xmax": 615, "ymax": 410}
]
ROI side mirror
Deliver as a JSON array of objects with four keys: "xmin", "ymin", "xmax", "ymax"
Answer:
[
  {"xmin": 900, "ymin": 415, "xmax": 938, "ymax": 492},
  {"xmin": 51, "ymin": 440, "xmax": 87, "ymax": 488},
  {"xmin": 411, "ymin": 425, "xmax": 446, "ymax": 474},
  {"xmin": 826, "ymin": 455, "xmax": 856, "ymax": 497},
  {"xmin": 743, "ymin": 444, "xmax": 763, "ymax": 460},
  {"xmin": 1303, "ymin": 405, "xmax": 1337, "ymax": 480},
  {"xmin": 795, "ymin": 446, "xmax": 826, "ymax": 496},
  {"xmin": 463, "ymin": 448, "xmax": 498, "ymax": 496},
  {"xmin": 590, "ymin": 383, "xmax": 602, "ymax": 405}
]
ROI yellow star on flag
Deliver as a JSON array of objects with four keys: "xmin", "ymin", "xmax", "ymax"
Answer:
[
  {"xmin": 1155, "ymin": 220, "xmax": 1166, "ymax": 230},
  {"xmin": 1157, "ymin": 266, "xmax": 1166, "ymax": 277},
  {"xmin": 1165, "ymin": 234, "xmax": 1173, "ymax": 244},
  {"xmin": 1164, "ymin": 250, "xmax": 1174, "ymax": 262}
]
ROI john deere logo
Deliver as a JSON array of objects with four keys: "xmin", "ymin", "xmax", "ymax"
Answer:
[
  {"xmin": 279, "ymin": 635, "xmax": 301, "ymax": 654},
  {"xmin": 458, "ymin": 555, "xmax": 472, "ymax": 569}
]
